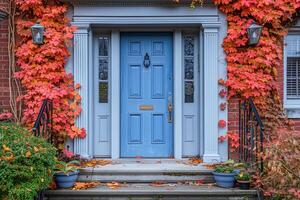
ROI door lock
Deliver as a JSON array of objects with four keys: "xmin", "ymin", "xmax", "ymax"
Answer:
[{"xmin": 168, "ymin": 95, "xmax": 173, "ymax": 123}]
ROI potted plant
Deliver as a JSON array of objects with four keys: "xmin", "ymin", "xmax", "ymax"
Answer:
[
  {"xmin": 54, "ymin": 160, "xmax": 80, "ymax": 189},
  {"xmin": 212, "ymin": 165, "xmax": 238, "ymax": 188},
  {"xmin": 236, "ymin": 172, "xmax": 251, "ymax": 190}
]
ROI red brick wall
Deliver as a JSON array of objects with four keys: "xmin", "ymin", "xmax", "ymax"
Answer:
[
  {"xmin": 228, "ymin": 98, "xmax": 240, "ymax": 159},
  {"xmin": 0, "ymin": 18, "xmax": 10, "ymax": 112},
  {"xmin": 227, "ymin": 46, "xmax": 300, "ymax": 159}
]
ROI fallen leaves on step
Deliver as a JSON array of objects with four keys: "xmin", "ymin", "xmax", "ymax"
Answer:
[
  {"xmin": 150, "ymin": 181, "xmax": 166, "ymax": 187},
  {"xmin": 72, "ymin": 182, "xmax": 100, "ymax": 190},
  {"xmin": 80, "ymin": 159, "xmax": 112, "ymax": 167},
  {"xmin": 203, "ymin": 163, "xmax": 218, "ymax": 170},
  {"xmin": 186, "ymin": 157, "xmax": 203, "ymax": 166},
  {"xmin": 106, "ymin": 182, "xmax": 121, "ymax": 189},
  {"xmin": 183, "ymin": 180, "xmax": 205, "ymax": 186}
]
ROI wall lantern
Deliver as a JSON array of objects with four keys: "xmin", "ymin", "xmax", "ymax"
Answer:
[
  {"xmin": 31, "ymin": 22, "xmax": 44, "ymax": 45},
  {"xmin": 247, "ymin": 22, "xmax": 263, "ymax": 45}
]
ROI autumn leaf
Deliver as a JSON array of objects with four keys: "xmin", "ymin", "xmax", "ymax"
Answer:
[
  {"xmin": 2, "ymin": 152, "xmax": 14, "ymax": 162},
  {"xmin": 187, "ymin": 157, "xmax": 202, "ymax": 166},
  {"xmin": 106, "ymin": 182, "xmax": 121, "ymax": 189},
  {"xmin": 25, "ymin": 151, "xmax": 31, "ymax": 158},
  {"xmin": 34, "ymin": 146, "xmax": 39, "ymax": 153},
  {"xmin": 80, "ymin": 159, "xmax": 112, "ymax": 168},
  {"xmin": 72, "ymin": 182, "xmax": 100, "ymax": 190},
  {"xmin": 75, "ymin": 83, "xmax": 81, "ymax": 89},
  {"xmin": 150, "ymin": 181, "xmax": 166, "ymax": 187},
  {"xmin": 2, "ymin": 144, "xmax": 11, "ymax": 152}
]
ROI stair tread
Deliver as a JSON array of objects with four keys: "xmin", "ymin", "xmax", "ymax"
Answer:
[
  {"xmin": 80, "ymin": 161, "xmax": 212, "ymax": 174},
  {"xmin": 46, "ymin": 183, "xmax": 257, "ymax": 196}
]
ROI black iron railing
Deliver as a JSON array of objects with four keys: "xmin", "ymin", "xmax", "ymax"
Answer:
[
  {"xmin": 32, "ymin": 99, "xmax": 53, "ymax": 143},
  {"xmin": 239, "ymin": 97, "xmax": 264, "ymax": 172}
]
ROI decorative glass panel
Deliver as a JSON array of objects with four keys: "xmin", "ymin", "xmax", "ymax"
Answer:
[
  {"xmin": 184, "ymin": 58, "xmax": 194, "ymax": 80},
  {"xmin": 99, "ymin": 37, "xmax": 109, "ymax": 56},
  {"xmin": 185, "ymin": 81, "xmax": 194, "ymax": 103},
  {"xmin": 99, "ymin": 59, "xmax": 108, "ymax": 80},
  {"xmin": 99, "ymin": 35, "xmax": 110, "ymax": 103},
  {"xmin": 184, "ymin": 36, "xmax": 194, "ymax": 57},
  {"xmin": 183, "ymin": 35, "xmax": 195, "ymax": 103},
  {"xmin": 99, "ymin": 82, "xmax": 108, "ymax": 103}
]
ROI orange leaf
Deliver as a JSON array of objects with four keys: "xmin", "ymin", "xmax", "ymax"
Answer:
[{"xmin": 26, "ymin": 151, "xmax": 31, "ymax": 158}]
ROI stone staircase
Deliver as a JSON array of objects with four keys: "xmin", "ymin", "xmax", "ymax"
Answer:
[{"xmin": 44, "ymin": 159, "xmax": 259, "ymax": 200}]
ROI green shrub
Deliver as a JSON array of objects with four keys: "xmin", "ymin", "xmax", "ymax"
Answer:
[{"xmin": 0, "ymin": 122, "xmax": 56, "ymax": 200}]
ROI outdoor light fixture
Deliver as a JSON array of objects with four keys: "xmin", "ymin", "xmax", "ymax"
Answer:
[
  {"xmin": 247, "ymin": 22, "xmax": 263, "ymax": 45},
  {"xmin": 31, "ymin": 22, "xmax": 44, "ymax": 45}
]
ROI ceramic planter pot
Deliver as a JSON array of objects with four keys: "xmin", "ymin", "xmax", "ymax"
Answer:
[
  {"xmin": 54, "ymin": 170, "xmax": 79, "ymax": 189},
  {"xmin": 212, "ymin": 171, "xmax": 237, "ymax": 188},
  {"xmin": 237, "ymin": 180, "xmax": 250, "ymax": 190}
]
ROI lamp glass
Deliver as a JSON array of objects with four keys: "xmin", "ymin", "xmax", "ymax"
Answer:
[
  {"xmin": 247, "ymin": 22, "xmax": 262, "ymax": 45},
  {"xmin": 31, "ymin": 23, "xmax": 44, "ymax": 45}
]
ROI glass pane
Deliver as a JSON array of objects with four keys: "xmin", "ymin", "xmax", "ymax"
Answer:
[
  {"xmin": 184, "ymin": 58, "xmax": 194, "ymax": 80},
  {"xmin": 184, "ymin": 36, "xmax": 194, "ymax": 57},
  {"xmin": 99, "ymin": 59, "xmax": 108, "ymax": 80},
  {"xmin": 99, "ymin": 82, "xmax": 108, "ymax": 103},
  {"xmin": 99, "ymin": 37, "xmax": 109, "ymax": 56},
  {"xmin": 185, "ymin": 81, "xmax": 194, "ymax": 103}
]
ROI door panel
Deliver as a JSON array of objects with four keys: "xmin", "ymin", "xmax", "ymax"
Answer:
[
  {"xmin": 93, "ymin": 35, "xmax": 111, "ymax": 157},
  {"xmin": 182, "ymin": 34, "xmax": 200, "ymax": 157},
  {"xmin": 121, "ymin": 32, "xmax": 173, "ymax": 158}
]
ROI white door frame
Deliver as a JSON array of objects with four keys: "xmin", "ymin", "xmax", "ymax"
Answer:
[{"xmin": 72, "ymin": 15, "xmax": 227, "ymax": 162}]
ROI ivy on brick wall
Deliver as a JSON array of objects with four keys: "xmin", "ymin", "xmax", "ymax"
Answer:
[
  {"xmin": 15, "ymin": 0, "xmax": 85, "ymax": 149},
  {"xmin": 212, "ymin": 0, "xmax": 300, "ymax": 198}
]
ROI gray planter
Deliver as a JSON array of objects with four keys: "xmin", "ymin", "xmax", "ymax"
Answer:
[
  {"xmin": 212, "ymin": 171, "xmax": 237, "ymax": 188},
  {"xmin": 54, "ymin": 171, "xmax": 79, "ymax": 189}
]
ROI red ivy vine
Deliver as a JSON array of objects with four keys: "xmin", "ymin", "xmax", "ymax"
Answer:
[
  {"xmin": 15, "ymin": 0, "xmax": 85, "ymax": 148},
  {"xmin": 213, "ymin": 0, "xmax": 299, "ymax": 130},
  {"xmin": 212, "ymin": 0, "xmax": 300, "ymax": 198}
]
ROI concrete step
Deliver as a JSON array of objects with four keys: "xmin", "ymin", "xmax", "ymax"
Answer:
[
  {"xmin": 45, "ymin": 183, "xmax": 258, "ymax": 200},
  {"xmin": 78, "ymin": 159, "xmax": 214, "ymax": 183}
]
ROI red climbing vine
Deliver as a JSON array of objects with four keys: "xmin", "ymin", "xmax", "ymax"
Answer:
[
  {"xmin": 212, "ymin": 0, "xmax": 300, "ymax": 198},
  {"xmin": 15, "ymin": 0, "xmax": 85, "ymax": 149}
]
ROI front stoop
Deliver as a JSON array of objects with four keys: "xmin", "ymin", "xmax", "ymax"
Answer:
[
  {"xmin": 78, "ymin": 160, "xmax": 214, "ymax": 183},
  {"xmin": 45, "ymin": 160, "xmax": 258, "ymax": 200},
  {"xmin": 45, "ymin": 184, "xmax": 258, "ymax": 200}
]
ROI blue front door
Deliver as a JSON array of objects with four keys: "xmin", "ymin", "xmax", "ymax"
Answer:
[{"xmin": 121, "ymin": 33, "xmax": 173, "ymax": 158}]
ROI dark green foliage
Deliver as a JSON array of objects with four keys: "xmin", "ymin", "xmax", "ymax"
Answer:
[
  {"xmin": 0, "ymin": 122, "xmax": 56, "ymax": 200},
  {"xmin": 214, "ymin": 166, "xmax": 235, "ymax": 174}
]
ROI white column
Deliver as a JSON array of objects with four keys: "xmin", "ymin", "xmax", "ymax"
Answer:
[
  {"xmin": 203, "ymin": 27, "xmax": 221, "ymax": 163},
  {"xmin": 111, "ymin": 31, "xmax": 120, "ymax": 159},
  {"xmin": 73, "ymin": 24, "xmax": 91, "ymax": 158},
  {"xmin": 174, "ymin": 30, "xmax": 183, "ymax": 159}
]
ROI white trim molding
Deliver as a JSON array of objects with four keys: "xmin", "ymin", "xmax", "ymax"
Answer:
[
  {"xmin": 174, "ymin": 30, "xmax": 183, "ymax": 159},
  {"xmin": 202, "ymin": 27, "xmax": 221, "ymax": 163},
  {"xmin": 73, "ymin": 23, "xmax": 91, "ymax": 158},
  {"xmin": 111, "ymin": 31, "xmax": 121, "ymax": 159}
]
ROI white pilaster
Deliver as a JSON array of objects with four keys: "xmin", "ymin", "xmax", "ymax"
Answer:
[
  {"xmin": 203, "ymin": 27, "xmax": 221, "ymax": 163},
  {"xmin": 174, "ymin": 30, "xmax": 183, "ymax": 159},
  {"xmin": 111, "ymin": 31, "xmax": 120, "ymax": 159},
  {"xmin": 73, "ymin": 24, "xmax": 91, "ymax": 158}
]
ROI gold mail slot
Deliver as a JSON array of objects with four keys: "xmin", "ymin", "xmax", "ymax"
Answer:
[{"xmin": 139, "ymin": 105, "xmax": 154, "ymax": 110}]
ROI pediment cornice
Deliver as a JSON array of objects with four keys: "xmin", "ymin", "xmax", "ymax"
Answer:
[{"xmin": 62, "ymin": 0, "xmax": 213, "ymax": 6}]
